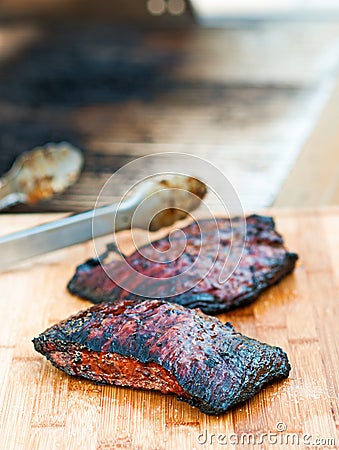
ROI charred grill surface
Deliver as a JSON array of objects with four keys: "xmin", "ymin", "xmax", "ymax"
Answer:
[
  {"xmin": 33, "ymin": 299, "xmax": 290, "ymax": 414},
  {"xmin": 67, "ymin": 215, "xmax": 298, "ymax": 314}
]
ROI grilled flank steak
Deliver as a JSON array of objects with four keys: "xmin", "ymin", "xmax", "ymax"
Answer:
[
  {"xmin": 33, "ymin": 299, "xmax": 290, "ymax": 414},
  {"xmin": 67, "ymin": 215, "xmax": 298, "ymax": 314}
]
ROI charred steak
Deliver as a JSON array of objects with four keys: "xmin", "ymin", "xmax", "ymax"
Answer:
[
  {"xmin": 33, "ymin": 299, "xmax": 290, "ymax": 414},
  {"xmin": 67, "ymin": 215, "xmax": 298, "ymax": 315}
]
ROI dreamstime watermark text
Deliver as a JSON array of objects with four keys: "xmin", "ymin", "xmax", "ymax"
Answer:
[{"xmin": 196, "ymin": 422, "xmax": 336, "ymax": 447}]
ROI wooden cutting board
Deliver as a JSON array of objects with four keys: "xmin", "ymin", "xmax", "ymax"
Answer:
[{"xmin": 0, "ymin": 208, "xmax": 338, "ymax": 450}]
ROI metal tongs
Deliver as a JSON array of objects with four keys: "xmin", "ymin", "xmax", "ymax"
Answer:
[
  {"xmin": 0, "ymin": 142, "xmax": 84, "ymax": 210},
  {"xmin": 0, "ymin": 175, "xmax": 207, "ymax": 271}
]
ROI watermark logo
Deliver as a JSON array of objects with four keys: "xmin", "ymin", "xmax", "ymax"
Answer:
[
  {"xmin": 92, "ymin": 152, "xmax": 245, "ymax": 298},
  {"xmin": 276, "ymin": 421, "xmax": 287, "ymax": 432},
  {"xmin": 196, "ymin": 423, "xmax": 336, "ymax": 447}
]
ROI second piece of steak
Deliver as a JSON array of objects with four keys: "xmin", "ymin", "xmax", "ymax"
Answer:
[
  {"xmin": 33, "ymin": 299, "xmax": 290, "ymax": 414},
  {"xmin": 67, "ymin": 215, "xmax": 298, "ymax": 315}
]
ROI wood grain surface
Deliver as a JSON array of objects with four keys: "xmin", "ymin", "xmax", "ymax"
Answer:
[{"xmin": 0, "ymin": 208, "xmax": 338, "ymax": 449}]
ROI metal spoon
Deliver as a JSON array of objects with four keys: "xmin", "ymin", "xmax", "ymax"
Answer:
[{"xmin": 0, "ymin": 142, "xmax": 84, "ymax": 210}]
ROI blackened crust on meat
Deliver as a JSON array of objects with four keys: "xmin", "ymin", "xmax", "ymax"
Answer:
[
  {"xmin": 33, "ymin": 299, "xmax": 290, "ymax": 414},
  {"xmin": 67, "ymin": 215, "xmax": 298, "ymax": 315}
]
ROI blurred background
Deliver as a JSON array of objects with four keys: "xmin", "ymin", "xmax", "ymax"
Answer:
[{"xmin": 1, "ymin": 0, "xmax": 339, "ymax": 212}]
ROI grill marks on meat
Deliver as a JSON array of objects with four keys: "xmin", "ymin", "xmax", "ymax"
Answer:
[
  {"xmin": 67, "ymin": 215, "xmax": 298, "ymax": 314},
  {"xmin": 33, "ymin": 299, "xmax": 290, "ymax": 414}
]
